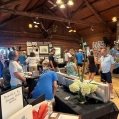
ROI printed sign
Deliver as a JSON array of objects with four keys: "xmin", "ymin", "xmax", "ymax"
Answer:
[{"xmin": 0, "ymin": 86, "xmax": 23, "ymax": 119}]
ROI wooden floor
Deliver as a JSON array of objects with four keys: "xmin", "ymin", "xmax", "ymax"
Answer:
[{"xmin": 92, "ymin": 74, "xmax": 119, "ymax": 119}]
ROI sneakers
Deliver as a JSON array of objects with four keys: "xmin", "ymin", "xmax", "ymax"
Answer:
[{"xmin": 110, "ymin": 93, "xmax": 114, "ymax": 99}]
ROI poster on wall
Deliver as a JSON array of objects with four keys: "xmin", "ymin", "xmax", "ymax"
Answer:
[
  {"xmin": 92, "ymin": 41, "xmax": 105, "ymax": 58},
  {"xmin": 54, "ymin": 47, "xmax": 61, "ymax": 58},
  {"xmin": 26, "ymin": 42, "xmax": 32, "ymax": 47},
  {"xmin": 92, "ymin": 41, "xmax": 105, "ymax": 50},
  {"xmin": 27, "ymin": 47, "xmax": 33, "ymax": 55},
  {"xmin": 32, "ymin": 42, "xmax": 37, "ymax": 46},
  {"xmin": 39, "ymin": 46, "xmax": 49, "ymax": 54}
]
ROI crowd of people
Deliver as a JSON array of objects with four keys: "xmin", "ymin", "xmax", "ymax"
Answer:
[
  {"xmin": 0, "ymin": 48, "xmax": 58, "ymax": 101},
  {"xmin": 0, "ymin": 46, "xmax": 118, "ymax": 100},
  {"xmin": 64, "ymin": 47, "xmax": 116, "ymax": 99}
]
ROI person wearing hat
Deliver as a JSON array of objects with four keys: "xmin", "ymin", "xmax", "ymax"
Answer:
[
  {"xmin": 75, "ymin": 49, "xmax": 84, "ymax": 73},
  {"xmin": 32, "ymin": 59, "xmax": 58, "ymax": 101}
]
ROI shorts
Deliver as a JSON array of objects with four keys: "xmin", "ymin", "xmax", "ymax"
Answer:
[
  {"xmin": 100, "ymin": 72, "xmax": 112, "ymax": 83},
  {"xmin": 89, "ymin": 66, "xmax": 97, "ymax": 73},
  {"xmin": 77, "ymin": 63, "xmax": 83, "ymax": 67}
]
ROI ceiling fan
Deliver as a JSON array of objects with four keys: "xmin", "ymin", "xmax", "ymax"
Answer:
[{"xmin": 48, "ymin": 0, "xmax": 58, "ymax": 9}]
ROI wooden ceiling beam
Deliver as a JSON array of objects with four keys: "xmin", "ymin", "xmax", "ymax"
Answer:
[
  {"xmin": 0, "ymin": 8, "xmax": 92, "ymax": 26},
  {"xmin": 0, "ymin": 0, "xmax": 18, "ymax": 7},
  {"xmin": 0, "ymin": 30, "xmax": 77, "ymax": 41},
  {"xmin": 83, "ymin": 0, "xmax": 113, "ymax": 33},
  {"xmin": 84, "ymin": 0, "xmax": 106, "ymax": 24}
]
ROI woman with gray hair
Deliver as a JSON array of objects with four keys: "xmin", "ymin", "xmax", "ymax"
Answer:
[{"xmin": 9, "ymin": 50, "xmax": 26, "ymax": 87}]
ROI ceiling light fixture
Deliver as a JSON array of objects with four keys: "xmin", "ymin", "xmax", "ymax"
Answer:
[
  {"xmin": 28, "ymin": 24, "xmax": 33, "ymax": 28},
  {"xmin": 68, "ymin": 29, "xmax": 76, "ymax": 32},
  {"xmin": 34, "ymin": 25, "xmax": 38, "ymax": 28},
  {"xmin": 66, "ymin": 26, "xmax": 71, "ymax": 29},
  {"xmin": 56, "ymin": 0, "xmax": 74, "ymax": 9},
  {"xmin": 69, "ymin": 29, "xmax": 73, "ymax": 32},
  {"xmin": 56, "ymin": 0, "xmax": 62, "ymax": 5},
  {"xmin": 112, "ymin": 16, "xmax": 117, "ymax": 22},
  {"xmin": 33, "ymin": 21, "xmax": 37, "ymax": 24},
  {"xmin": 59, "ymin": 4, "xmax": 65, "ymax": 9},
  {"xmin": 67, "ymin": 0, "xmax": 74, "ymax": 6}
]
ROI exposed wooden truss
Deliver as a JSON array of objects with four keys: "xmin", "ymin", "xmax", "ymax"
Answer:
[
  {"xmin": 84, "ymin": 0, "xmax": 106, "ymax": 24},
  {"xmin": 0, "ymin": 8, "xmax": 93, "ymax": 26},
  {"xmin": 0, "ymin": 0, "xmax": 18, "ymax": 7}
]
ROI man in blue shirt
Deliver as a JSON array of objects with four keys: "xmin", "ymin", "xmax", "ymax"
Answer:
[
  {"xmin": 75, "ymin": 49, "xmax": 84, "ymax": 72},
  {"xmin": 32, "ymin": 59, "xmax": 58, "ymax": 100},
  {"xmin": 18, "ymin": 51, "xmax": 27, "ymax": 66}
]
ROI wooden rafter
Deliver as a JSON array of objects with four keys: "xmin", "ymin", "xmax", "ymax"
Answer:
[
  {"xmin": 0, "ymin": 8, "xmax": 92, "ymax": 26},
  {"xmin": 84, "ymin": 0, "xmax": 105, "ymax": 23},
  {"xmin": 0, "ymin": 1, "xmax": 47, "ymax": 26},
  {"xmin": 0, "ymin": 0, "xmax": 18, "ymax": 7}
]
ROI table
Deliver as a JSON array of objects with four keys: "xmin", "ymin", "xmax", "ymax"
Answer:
[
  {"xmin": 55, "ymin": 87, "xmax": 119, "ymax": 119},
  {"xmin": 26, "ymin": 76, "xmax": 39, "ymax": 98},
  {"xmin": 58, "ymin": 63, "xmax": 66, "ymax": 68}
]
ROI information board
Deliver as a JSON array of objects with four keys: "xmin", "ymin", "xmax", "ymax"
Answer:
[{"xmin": 0, "ymin": 86, "xmax": 23, "ymax": 119}]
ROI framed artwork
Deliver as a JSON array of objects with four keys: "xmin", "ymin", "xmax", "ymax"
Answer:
[
  {"xmin": 27, "ymin": 47, "xmax": 33, "ymax": 55},
  {"xmin": 32, "ymin": 42, "xmax": 37, "ymax": 46},
  {"xmin": 49, "ymin": 44, "xmax": 53, "ymax": 48},
  {"xmin": 39, "ymin": 46, "xmax": 49, "ymax": 54},
  {"xmin": 54, "ymin": 47, "xmax": 61, "ymax": 58},
  {"xmin": 26, "ymin": 42, "xmax": 32, "ymax": 47}
]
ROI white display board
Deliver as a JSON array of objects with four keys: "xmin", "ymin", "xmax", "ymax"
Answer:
[
  {"xmin": 0, "ymin": 86, "xmax": 23, "ymax": 119},
  {"xmin": 8, "ymin": 105, "xmax": 33, "ymax": 119}
]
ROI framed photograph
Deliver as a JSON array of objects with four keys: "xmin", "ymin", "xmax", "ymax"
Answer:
[
  {"xmin": 54, "ymin": 47, "xmax": 61, "ymax": 58},
  {"xmin": 26, "ymin": 42, "xmax": 32, "ymax": 47},
  {"xmin": 39, "ymin": 46, "xmax": 49, "ymax": 54},
  {"xmin": 32, "ymin": 42, "xmax": 37, "ymax": 46},
  {"xmin": 27, "ymin": 47, "xmax": 33, "ymax": 55},
  {"xmin": 49, "ymin": 44, "xmax": 53, "ymax": 48}
]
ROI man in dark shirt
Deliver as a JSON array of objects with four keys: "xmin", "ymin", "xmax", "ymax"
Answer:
[{"xmin": 49, "ymin": 48, "xmax": 58, "ymax": 71}]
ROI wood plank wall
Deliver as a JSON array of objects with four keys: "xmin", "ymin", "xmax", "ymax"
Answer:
[{"xmin": 0, "ymin": 34, "xmax": 81, "ymax": 51}]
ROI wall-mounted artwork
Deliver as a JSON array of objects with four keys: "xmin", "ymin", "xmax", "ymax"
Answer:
[
  {"xmin": 32, "ymin": 42, "xmax": 37, "ymax": 46},
  {"xmin": 54, "ymin": 47, "xmax": 61, "ymax": 58},
  {"xmin": 39, "ymin": 46, "xmax": 49, "ymax": 54},
  {"xmin": 27, "ymin": 47, "xmax": 33, "ymax": 55},
  {"xmin": 26, "ymin": 42, "xmax": 32, "ymax": 47}
]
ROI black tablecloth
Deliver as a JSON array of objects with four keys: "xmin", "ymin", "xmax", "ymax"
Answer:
[
  {"xmin": 26, "ymin": 76, "xmax": 39, "ymax": 98},
  {"xmin": 55, "ymin": 87, "xmax": 119, "ymax": 119},
  {"xmin": 58, "ymin": 63, "xmax": 66, "ymax": 68}
]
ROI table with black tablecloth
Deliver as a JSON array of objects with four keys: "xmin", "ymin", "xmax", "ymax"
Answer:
[
  {"xmin": 55, "ymin": 87, "xmax": 119, "ymax": 119},
  {"xmin": 26, "ymin": 76, "xmax": 39, "ymax": 98}
]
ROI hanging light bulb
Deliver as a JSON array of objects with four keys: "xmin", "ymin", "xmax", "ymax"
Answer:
[
  {"xmin": 68, "ymin": 29, "xmax": 73, "ymax": 32},
  {"xmin": 112, "ymin": 16, "xmax": 117, "ymax": 22},
  {"xmin": 56, "ymin": 0, "xmax": 62, "ymax": 5},
  {"xmin": 33, "ymin": 21, "xmax": 37, "ymax": 24},
  {"xmin": 59, "ymin": 4, "xmax": 65, "ymax": 9},
  {"xmin": 73, "ymin": 30, "xmax": 76, "ymax": 32},
  {"xmin": 28, "ymin": 24, "xmax": 33, "ymax": 28},
  {"xmin": 34, "ymin": 25, "xmax": 38, "ymax": 28},
  {"xmin": 66, "ymin": 26, "xmax": 71, "ymax": 29},
  {"xmin": 67, "ymin": 0, "xmax": 74, "ymax": 6}
]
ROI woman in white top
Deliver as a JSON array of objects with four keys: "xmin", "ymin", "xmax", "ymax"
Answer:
[
  {"xmin": 9, "ymin": 50, "xmax": 26, "ymax": 87},
  {"xmin": 26, "ymin": 52, "xmax": 39, "ymax": 72}
]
